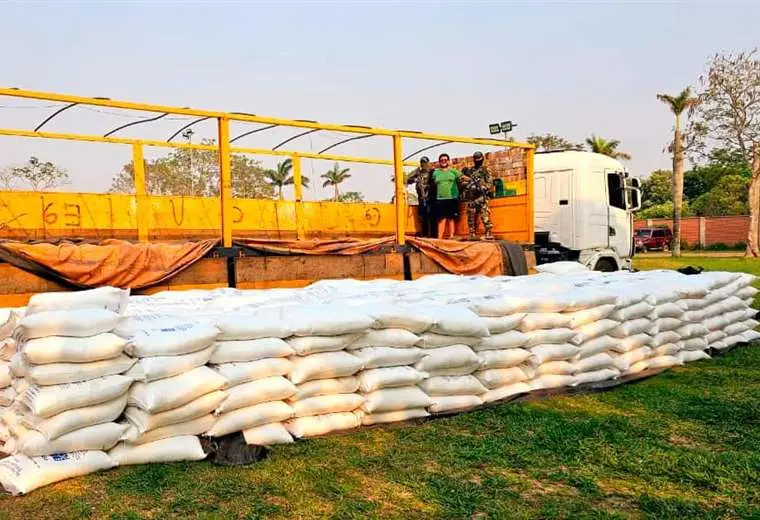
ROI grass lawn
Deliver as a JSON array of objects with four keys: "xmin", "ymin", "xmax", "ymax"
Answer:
[{"xmin": 1, "ymin": 256, "xmax": 759, "ymax": 519}]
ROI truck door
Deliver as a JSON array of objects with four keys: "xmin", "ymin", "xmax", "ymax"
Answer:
[
  {"xmin": 556, "ymin": 169, "xmax": 574, "ymax": 248},
  {"xmin": 606, "ymin": 171, "xmax": 632, "ymax": 258},
  {"xmin": 534, "ymin": 169, "xmax": 574, "ymax": 249}
]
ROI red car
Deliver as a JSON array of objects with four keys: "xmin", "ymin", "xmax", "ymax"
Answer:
[{"xmin": 635, "ymin": 227, "xmax": 673, "ymax": 252}]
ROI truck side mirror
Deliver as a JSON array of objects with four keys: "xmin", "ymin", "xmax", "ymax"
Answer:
[{"xmin": 629, "ymin": 178, "xmax": 642, "ymax": 211}]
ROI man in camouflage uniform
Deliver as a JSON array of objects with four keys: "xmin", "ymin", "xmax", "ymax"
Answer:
[
  {"xmin": 463, "ymin": 151, "xmax": 494, "ymax": 240},
  {"xmin": 406, "ymin": 156, "xmax": 435, "ymax": 237}
]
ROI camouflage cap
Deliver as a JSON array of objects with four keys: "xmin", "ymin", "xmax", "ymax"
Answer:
[
  {"xmin": 473, "ymin": 151, "xmax": 484, "ymax": 160},
  {"xmin": 420, "ymin": 156, "xmax": 430, "ymax": 164}
]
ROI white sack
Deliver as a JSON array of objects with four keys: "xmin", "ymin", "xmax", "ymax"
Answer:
[
  {"xmin": 482, "ymin": 314, "xmax": 525, "ymax": 334},
  {"xmin": 736, "ymin": 286, "xmax": 759, "ymax": 299},
  {"xmin": 572, "ymin": 368, "xmax": 620, "ymax": 386},
  {"xmin": 109, "ymin": 435, "xmax": 206, "ymax": 465},
  {"xmin": 285, "ymin": 411, "xmax": 361, "ymax": 438},
  {"xmin": 288, "ymin": 352, "xmax": 364, "ymax": 385},
  {"xmin": 215, "ymin": 314, "xmax": 292, "ymax": 340},
  {"xmin": 288, "ymin": 377, "xmax": 360, "ymax": 402},
  {"xmin": 0, "ymin": 363, "xmax": 11, "ymax": 389},
  {"xmin": 214, "ymin": 358, "xmax": 293, "ymax": 386},
  {"xmin": 475, "ymin": 366, "xmax": 532, "ymax": 389},
  {"xmin": 482, "ymin": 382, "xmax": 531, "ymax": 403},
  {"xmin": 414, "ymin": 345, "xmax": 481, "ymax": 376},
  {"xmin": 676, "ymin": 323, "xmax": 709, "ymax": 340},
  {"xmin": 26, "ymin": 287, "xmax": 129, "ymax": 315},
  {"xmin": 428, "ymin": 395, "xmax": 482, "ymax": 413},
  {"xmin": 573, "ymin": 353, "xmax": 614, "ymax": 373},
  {"xmin": 536, "ymin": 361, "xmax": 574, "ymax": 375},
  {"xmin": 216, "ymin": 376, "xmax": 297, "ymax": 414},
  {"xmin": 427, "ymin": 307, "xmax": 489, "ymax": 337},
  {"xmin": 292, "ymin": 394, "xmax": 364, "ymax": 417},
  {"xmin": 22, "ymin": 333, "xmax": 126, "ymax": 365},
  {"xmin": 0, "ymin": 450, "xmax": 116, "ymax": 495},
  {"xmin": 0, "ymin": 338, "xmax": 17, "ymax": 362},
  {"xmin": 648, "ymin": 302, "xmax": 685, "ymax": 319},
  {"xmin": 477, "ymin": 349, "xmax": 531, "ymax": 370},
  {"xmin": 17, "ymin": 309, "xmax": 122, "ymax": 340},
  {"xmin": 576, "ymin": 336, "xmax": 618, "ymax": 358},
  {"xmin": 348, "ymin": 329, "xmax": 420, "ymax": 350},
  {"xmin": 362, "ymin": 305, "xmax": 433, "ymax": 333},
  {"xmin": 416, "ymin": 333, "xmax": 481, "ymax": 349},
  {"xmin": 353, "ymin": 347, "xmax": 423, "ymax": 369},
  {"xmin": 524, "ymin": 328, "xmax": 575, "ymax": 347},
  {"xmin": 271, "ymin": 305, "xmax": 375, "ymax": 337},
  {"xmin": 529, "ymin": 344, "xmax": 579, "ymax": 364},
  {"xmin": 653, "ymin": 344, "xmax": 680, "ymax": 357},
  {"xmin": 566, "ymin": 305, "xmax": 616, "ymax": 329},
  {"xmin": 647, "ymin": 355, "xmax": 683, "ymax": 370},
  {"xmin": 20, "ymin": 375, "xmax": 134, "ymax": 418},
  {"xmin": 517, "ymin": 313, "xmax": 570, "ymax": 332},
  {"xmin": 648, "ymin": 331, "xmax": 682, "ymax": 348},
  {"xmin": 9, "ymin": 352, "xmax": 25, "ymax": 378},
  {"xmin": 0, "ymin": 387, "xmax": 16, "ymax": 407},
  {"xmin": 530, "ymin": 374, "xmax": 576, "ymax": 390},
  {"xmin": 610, "ymin": 318, "xmax": 651, "ymax": 338},
  {"xmin": 743, "ymin": 330, "xmax": 760, "ymax": 342},
  {"xmin": 571, "ymin": 319, "xmax": 620, "ymax": 345},
  {"xmin": 359, "ymin": 408, "xmax": 429, "ymax": 426},
  {"xmin": 124, "ymin": 390, "xmax": 226, "ymax": 433},
  {"xmin": 360, "ymin": 386, "xmax": 432, "ymax": 414},
  {"xmin": 647, "ymin": 318, "xmax": 683, "ymax": 335},
  {"xmin": 534, "ymin": 261, "xmax": 588, "ymax": 274},
  {"xmin": 681, "ymin": 337, "xmax": 709, "ymax": 351},
  {"xmin": 210, "ymin": 338, "xmax": 293, "ymax": 364},
  {"xmin": 609, "ymin": 301, "xmax": 653, "ymax": 321},
  {"xmin": 288, "ymin": 334, "xmax": 360, "ymax": 356},
  {"xmin": 418, "ymin": 375, "xmax": 487, "ymax": 396},
  {"xmin": 25, "ymin": 355, "xmax": 135, "ymax": 386},
  {"xmin": 243, "ymin": 422, "xmax": 294, "ymax": 445},
  {"xmin": 128, "ymin": 366, "xmax": 227, "ymax": 413},
  {"xmin": 123, "ymin": 414, "xmax": 215, "ymax": 445},
  {"xmin": 612, "ymin": 347, "xmax": 653, "ymax": 372},
  {"xmin": 13, "ymin": 422, "xmax": 127, "ymax": 457},
  {"xmin": 207, "ymin": 400, "xmax": 293, "ymax": 437},
  {"xmin": 23, "ymin": 394, "xmax": 128, "ymax": 440},
  {"xmin": 126, "ymin": 347, "xmax": 213, "ymax": 382},
  {"xmin": 474, "ymin": 331, "xmax": 528, "ymax": 351},
  {"xmin": 678, "ymin": 350, "xmax": 711, "ymax": 363},
  {"xmin": 125, "ymin": 323, "xmax": 218, "ymax": 357},
  {"xmin": 359, "ymin": 366, "xmax": 426, "ymax": 392}
]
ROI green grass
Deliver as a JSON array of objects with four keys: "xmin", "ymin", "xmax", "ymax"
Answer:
[{"xmin": 1, "ymin": 255, "xmax": 759, "ymax": 519}]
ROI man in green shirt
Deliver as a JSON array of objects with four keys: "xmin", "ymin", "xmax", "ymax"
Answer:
[{"xmin": 431, "ymin": 153, "xmax": 463, "ymax": 239}]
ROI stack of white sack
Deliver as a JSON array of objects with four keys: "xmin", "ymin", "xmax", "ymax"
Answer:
[
  {"xmin": 695, "ymin": 272, "xmax": 760, "ymax": 352},
  {"xmin": 275, "ymin": 305, "xmax": 370, "ymax": 439},
  {"xmin": 412, "ymin": 307, "xmax": 487, "ymax": 413},
  {"xmin": 0, "ymin": 289, "xmax": 131, "ymax": 493},
  {"xmin": 208, "ymin": 312, "xmax": 296, "ymax": 446},
  {"xmin": 112, "ymin": 318, "xmax": 221, "ymax": 465},
  {"xmin": 0, "ymin": 309, "xmax": 22, "ymax": 455},
  {"xmin": 350, "ymin": 305, "xmax": 432, "ymax": 424}
]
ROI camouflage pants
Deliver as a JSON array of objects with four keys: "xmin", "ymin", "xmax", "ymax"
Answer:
[{"xmin": 467, "ymin": 197, "xmax": 492, "ymax": 235}]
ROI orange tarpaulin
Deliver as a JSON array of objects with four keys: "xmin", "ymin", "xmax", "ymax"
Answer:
[
  {"xmin": 0, "ymin": 239, "xmax": 218, "ymax": 289},
  {"xmin": 234, "ymin": 237, "xmax": 395, "ymax": 255},
  {"xmin": 407, "ymin": 237, "xmax": 505, "ymax": 276}
]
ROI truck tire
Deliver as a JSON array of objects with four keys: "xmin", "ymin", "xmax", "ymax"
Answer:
[{"xmin": 594, "ymin": 258, "xmax": 618, "ymax": 272}]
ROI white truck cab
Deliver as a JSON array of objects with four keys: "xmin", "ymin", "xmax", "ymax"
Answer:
[{"xmin": 533, "ymin": 151, "xmax": 641, "ymax": 271}]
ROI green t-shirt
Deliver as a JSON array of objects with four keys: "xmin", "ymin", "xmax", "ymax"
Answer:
[{"xmin": 432, "ymin": 168, "xmax": 462, "ymax": 200}]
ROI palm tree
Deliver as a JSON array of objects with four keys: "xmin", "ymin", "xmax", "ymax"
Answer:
[
  {"xmin": 585, "ymin": 135, "xmax": 632, "ymax": 160},
  {"xmin": 321, "ymin": 163, "xmax": 351, "ymax": 201},
  {"xmin": 657, "ymin": 88, "xmax": 699, "ymax": 257},
  {"xmin": 263, "ymin": 159, "xmax": 310, "ymax": 199}
]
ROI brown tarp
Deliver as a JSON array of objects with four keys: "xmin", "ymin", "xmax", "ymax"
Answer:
[
  {"xmin": 0, "ymin": 236, "xmax": 507, "ymax": 291},
  {"xmin": 234, "ymin": 237, "xmax": 395, "ymax": 256},
  {"xmin": 407, "ymin": 237, "xmax": 505, "ymax": 276},
  {"xmin": 0, "ymin": 239, "xmax": 218, "ymax": 289}
]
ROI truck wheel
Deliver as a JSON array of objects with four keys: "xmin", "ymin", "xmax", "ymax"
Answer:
[{"xmin": 594, "ymin": 258, "xmax": 618, "ymax": 272}]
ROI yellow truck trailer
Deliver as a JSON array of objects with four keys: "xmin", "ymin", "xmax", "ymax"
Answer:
[{"xmin": 0, "ymin": 88, "xmax": 536, "ymax": 305}]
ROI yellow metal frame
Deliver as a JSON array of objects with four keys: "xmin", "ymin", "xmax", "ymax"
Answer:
[{"xmin": 0, "ymin": 88, "xmax": 534, "ymax": 246}]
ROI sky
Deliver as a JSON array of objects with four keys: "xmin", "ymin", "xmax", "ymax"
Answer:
[{"xmin": 1, "ymin": 0, "xmax": 759, "ymax": 202}]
